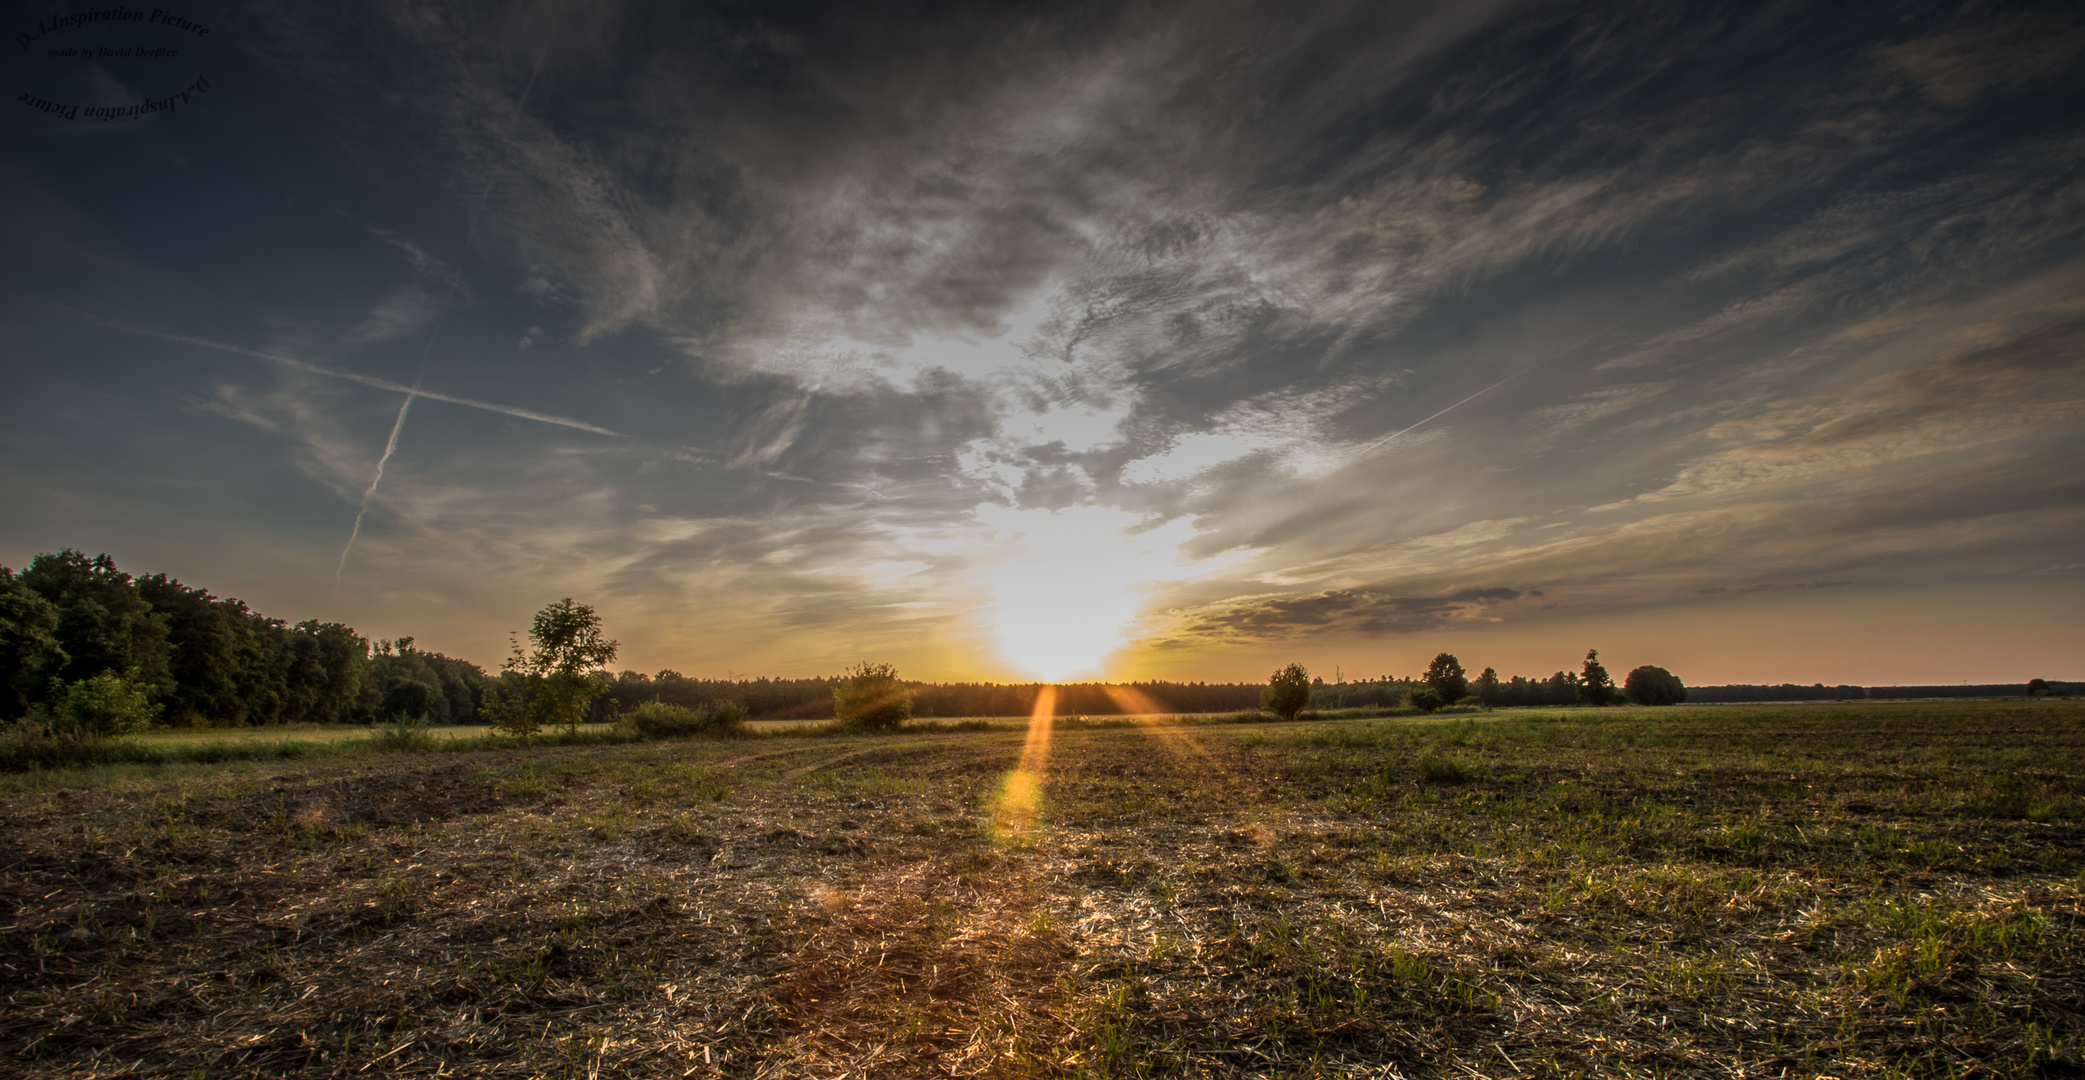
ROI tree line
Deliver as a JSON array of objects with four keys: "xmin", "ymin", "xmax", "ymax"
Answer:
[
  {"xmin": 600, "ymin": 671, "xmax": 1271, "ymax": 720},
  {"xmin": 601, "ymin": 649, "xmax": 1689, "ymax": 721},
  {"xmin": 0, "ymin": 550, "xmax": 486, "ymax": 727},
  {"xmin": 4, "ymin": 550, "xmax": 2062, "ymax": 731}
]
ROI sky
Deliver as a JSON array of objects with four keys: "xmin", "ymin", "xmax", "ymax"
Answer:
[{"xmin": 3, "ymin": 0, "xmax": 2082, "ymax": 687}]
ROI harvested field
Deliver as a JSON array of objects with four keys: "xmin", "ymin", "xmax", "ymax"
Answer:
[{"xmin": 2, "ymin": 700, "xmax": 2081, "ymax": 1077}]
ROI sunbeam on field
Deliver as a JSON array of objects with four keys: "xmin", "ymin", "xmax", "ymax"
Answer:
[
  {"xmin": 978, "ymin": 505, "xmax": 1201, "ymax": 681},
  {"xmin": 988, "ymin": 685, "xmax": 1057, "ymax": 845},
  {"xmin": 1101, "ymin": 684, "xmax": 1229, "ymax": 776}
]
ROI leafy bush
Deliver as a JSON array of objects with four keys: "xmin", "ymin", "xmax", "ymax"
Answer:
[
  {"xmin": 1, "ymin": 667, "xmax": 160, "ymax": 769},
  {"xmin": 833, "ymin": 662, "xmax": 913, "ymax": 730},
  {"xmin": 1261, "ymin": 663, "xmax": 1312, "ymax": 721},
  {"xmin": 624, "ymin": 700, "xmax": 748, "ymax": 740},
  {"xmin": 1406, "ymin": 686, "xmax": 1446, "ymax": 713},
  {"xmin": 1623, "ymin": 665, "xmax": 1687, "ymax": 706},
  {"xmin": 39, "ymin": 669, "xmax": 160, "ymax": 738}
]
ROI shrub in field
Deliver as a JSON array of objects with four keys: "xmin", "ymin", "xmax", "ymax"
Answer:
[
  {"xmin": 37, "ymin": 668, "xmax": 160, "ymax": 738},
  {"xmin": 833, "ymin": 662, "xmax": 912, "ymax": 730},
  {"xmin": 371, "ymin": 712, "xmax": 438, "ymax": 753},
  {"xmin": 0, "ymin": 667, "xmax": 161, "ymax": 769},
  {"xmin": 1624, "ymin": 664, "xmax": 1688, "ymax": 705},
  {"xmin": 1405, "ymin": 686, "xmax": 1445, "ymax": 713},
  {"xmin": 1261, "ymin": 663, "xmax": 1312, "ymax": 721},
  {"xmin": 624, "ymin": 700, "xmax": 748, "ymax": 739}
]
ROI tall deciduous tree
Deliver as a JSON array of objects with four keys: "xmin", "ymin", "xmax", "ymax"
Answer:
[
  {"xmin": 0, "ymin": 570, "xmax": 67, "ymax": 719},
  {"xmin": 289, "ymin": 620, "xmax": 368, "ymax": 724},
  {"xmin": 1472, "ymin": 666, "xmax": 1501, "ymax": 707},
  {"xmin": 1423, "ymin": 653, "xmax": 1469, "ymax": 704},
  {"xmin": 19, "ymin": 550, "xmax": 172, "ymax": 700}
]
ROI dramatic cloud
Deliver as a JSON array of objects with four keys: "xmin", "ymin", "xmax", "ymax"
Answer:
[
  {"xmin": 1165, "ymin": 586, "xmax": 1536, "ymax": 643},
  {"xmin": 4, "ymin": 0, "xmax": 2081, "ymax": 683}
]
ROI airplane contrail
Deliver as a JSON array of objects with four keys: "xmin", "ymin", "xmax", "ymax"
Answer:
[
  {"xmin": 104, "ymin": 322, "xmax": 626, "ymax": 436},
  {"xmin": 334, "ymin": 381, "xmax": 419, "ymax": 590},
  {"xmin": 333, "ymin": 34, "xmax": 559, "ymax": 587}
]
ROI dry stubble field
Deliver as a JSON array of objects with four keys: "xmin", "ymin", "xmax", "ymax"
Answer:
[{"xmin": 2, "ymin": 700, "xmax": 2081, "ymax": 1078}]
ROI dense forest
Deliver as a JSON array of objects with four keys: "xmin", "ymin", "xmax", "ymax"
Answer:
[{"xmin": 1, "ymin": 550, "xmax": 484, "ymax": 726}]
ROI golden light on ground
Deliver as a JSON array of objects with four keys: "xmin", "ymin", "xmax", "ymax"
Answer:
[
  {"xmin": 1100, "ymin": 684, "xmax": 1230, "ymax": 777},
  {"xmin": 987, "ymin": 686, "xmax": 1056, "ymax": 844},
  {"xmin": 979, "ymin": 506, "xmax": 1199, "ymax": 681}
]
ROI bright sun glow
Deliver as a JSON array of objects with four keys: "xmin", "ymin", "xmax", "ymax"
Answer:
[{"xmin": 978, "ymin": 505, "xmax": 1198, "ymax": 681}]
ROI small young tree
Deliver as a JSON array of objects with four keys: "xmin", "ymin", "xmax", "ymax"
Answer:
[
  {"xmin": 487, "ymin": 599, "xmax": 618, "ymax": 737},
  {"xmin": 1261, "ymin": 662, "xmax": 1312, "ymax": 721},
  {"xmin": 1423, "ymin": 652, "xmax": 1469, "ymax": 704},
  {"xmin": 1623, "ymin": 664, "xmax": 1687, "ymax": 705},
  {"xmin": 833, "ymin": 661, "xmax": 912, "ymax": 730},
  {"xmin": 1578, "ymin": 649, "xmax": 1618, "ymax": 706}
]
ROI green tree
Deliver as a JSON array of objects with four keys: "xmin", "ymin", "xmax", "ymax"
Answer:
[
  {"xmin": 487, "ymin": 600, "xmax": 618, "ymax": 737},
  {"xmin": 19, "ymin": 551, "xmax": 172, "ymax": 700},
  {"xmin": 833, "ymin": 661, "xmax": 913, "ymax": 730},
  {"xmin": 1472, "ymin": 666, "xmax": 1501, "ymax": 707},
  {"xmin": 1423, "ymin": 652, "xmax": 1469, "ymax": 704},
  {"xmin": 1261, "ymin": 662, "xmax": 1312, "ymax": 721},
  {"xmin": 288, "ymin": 620, "xmax": 367, "ymax": 723},
  {"xmin": 1623, "ymin": 664, "xmax": 1687, "ymax": 706},
  {"xmin": 1578, "ymin": 649, "xmax": 1618, "ymax": 706},
  {"xmin": 0, "ymin": 570, "xmax": 67, "ymax": 719},
  {"xmin": 135, "ymin": 573, "xmax": 272, "ymax": 727}
]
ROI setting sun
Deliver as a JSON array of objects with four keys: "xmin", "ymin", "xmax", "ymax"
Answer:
[{"xmin": 979, "ymin": 506, "xmax": 1196, "ymax": 681}]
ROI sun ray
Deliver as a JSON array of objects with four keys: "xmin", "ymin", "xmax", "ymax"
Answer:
[
  {"xmin": 987, "ymin": 685, "xmax": 1056, "ymax": 845},
  {"xmin": 1099, "ymin": 684, "xmax": 1232, "ymax": 777}
]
